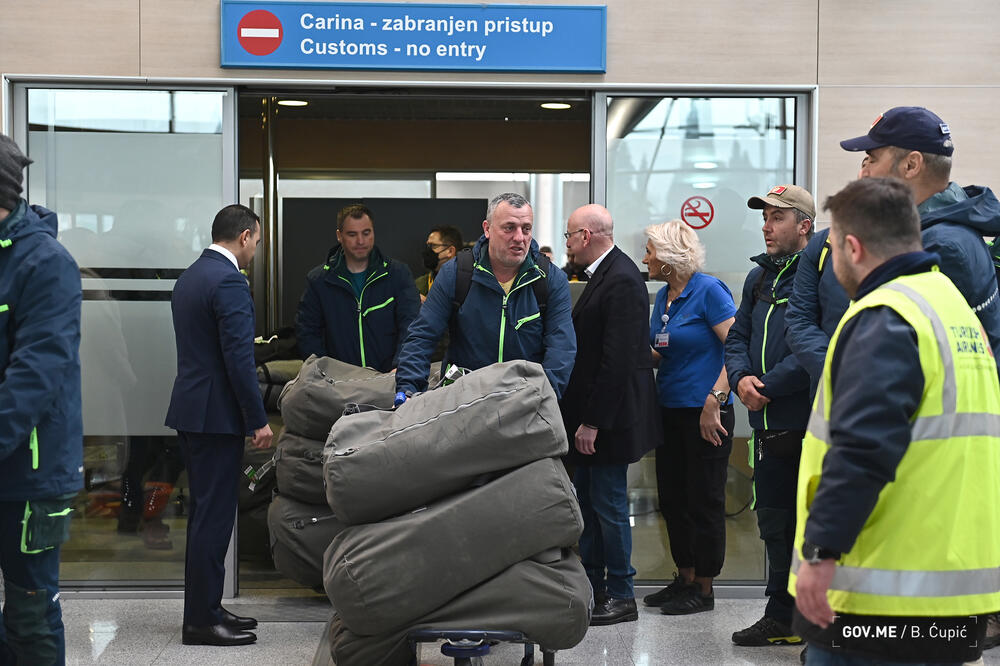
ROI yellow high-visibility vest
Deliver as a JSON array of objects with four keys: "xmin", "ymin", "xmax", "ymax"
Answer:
[{"xmin": 789, "ymin": 269, "xmax": 1000, "ymax": 616}]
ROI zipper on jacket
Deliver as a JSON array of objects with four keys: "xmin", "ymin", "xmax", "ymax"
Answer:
[
  {"xmin": 514, "ymin": 312, "xmax": 541, "ymax": 330},
  {"xmin": 338, "ymin": 266, "xmax": 389, "ymax": 368},
  {"xmin": 29, "ymin": 427, "xmax": 39, "ymax": 470},
  {"xmin": 362, "ymin": 296, "xmax": 394, "ymax": 318},
  {"xmin": 475, "ymin": 263, "xmax": 544, "ymax": 362},
  {"xmin": 291, "ymin": 514, "xmax": 339, "ymax": 529},
  {"xmin": 759, "ymin": 255, "xmax": 797, "ymax": 429}
]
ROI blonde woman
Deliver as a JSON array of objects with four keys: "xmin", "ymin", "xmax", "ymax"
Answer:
[{"xmin": 642, "ymin": 220, "xmax": 736, "ymax": 615}]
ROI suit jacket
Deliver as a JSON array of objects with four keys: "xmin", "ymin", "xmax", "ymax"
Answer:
[
  {"xmin": 165, "ymin": 249, "xmax": 267, "ymax": 435},
  {"xmin": 562, "ymin": 245, "xmax": 661, "ymax": 466}
]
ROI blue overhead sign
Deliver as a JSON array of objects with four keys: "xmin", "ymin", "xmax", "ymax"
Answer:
[{"xmin": 221, "ymin": 1, "xmax": 606, "ymax": 72}]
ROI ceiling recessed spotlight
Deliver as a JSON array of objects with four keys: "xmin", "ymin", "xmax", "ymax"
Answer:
[
  {"xmin": 693, "ymin": 161, "xmax": 718, "ymax": 169},
  {"xmin": 277, "ymin": 100, "xmax": 308, "ymax": 107},
  {"xmin": 540, "ymin": 102, "xmax": 571, "ymax": 110}
]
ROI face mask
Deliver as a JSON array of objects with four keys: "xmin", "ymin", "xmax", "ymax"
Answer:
[{"xmin": 422, "ymin": 245, "xmax": 442, "ymax": 272}]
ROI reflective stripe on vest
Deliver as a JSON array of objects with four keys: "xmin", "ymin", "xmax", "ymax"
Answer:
[{"xmin": 791, "ymin": 551, "xmax": 1000, "ymax": 598}]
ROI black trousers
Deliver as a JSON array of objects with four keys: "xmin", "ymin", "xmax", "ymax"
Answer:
[
  {"xmin": 656, "ymin": 405, "xmax": 734, "ymax": 579},
  {"xmin": 177, "ymin": 431, "xmax": 243, "ymax": 627},
  {"xmin": 753, "ymin": 429, "xmax": 803, "ymax": 625}
]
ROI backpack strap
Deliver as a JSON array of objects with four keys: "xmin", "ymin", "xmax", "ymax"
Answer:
[
  {"xmin": 450, "ymin": 248, "xmax": 475, "ymax": 323},
  {"xmin": 446, "ymin": 248, "xmax": 475, "ymax": 369},
  {"xmin": 531, "ymin": 253, "xmax": 551, "ymax": 319},
  {"xmin": 751, "ymin": 268, "xmax": 774, "ymax": 306}
]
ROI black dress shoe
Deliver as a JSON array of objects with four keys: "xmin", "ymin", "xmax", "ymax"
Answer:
[
  {"xmin": 590, "ymin": 597, "xmax": 638, "ymax": 626},
  {"xmin": 219, "ymin": 607, "xmax": 258, "ymax": 630},
  {"xmin": 182, "ymin": 623, "xmax": 257, "ymax": 646}
]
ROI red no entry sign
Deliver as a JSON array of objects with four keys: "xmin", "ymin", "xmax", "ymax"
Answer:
[
  {"xmin": 238, "ymin": 10, "xmax": 283, "ymax": 56},
  {"xmin": 681, "ymin": 196, "xmax": 714, "ymax": 229}
]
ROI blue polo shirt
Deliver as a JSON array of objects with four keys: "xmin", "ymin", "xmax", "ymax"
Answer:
[{"xmin": 649, "ymin": 271, "xmax": 737, "ymax": 408}]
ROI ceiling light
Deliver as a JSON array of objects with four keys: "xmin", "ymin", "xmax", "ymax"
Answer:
[
  {"xmin": 540, "ymin": 102, "xmax": 571, "ymax": 110},
  {"xmin": 692, "ymin": 182, "xmax": 716, "ymax": 189},
  {"xmin": 277, "ymin": 100, "xmax": 308, "ymax": 107},
  {"xmin": 693, "ymin": 161, "xmax": 718, "ymax": 169}
]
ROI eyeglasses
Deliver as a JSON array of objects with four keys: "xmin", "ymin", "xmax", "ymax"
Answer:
[
  {"xmin": 426, "ymin": 243, "xmax": 450, "ymax": 251},
  {"xmin": 563, "ymin": 229, "xmax": 587, "ymax": 240}
]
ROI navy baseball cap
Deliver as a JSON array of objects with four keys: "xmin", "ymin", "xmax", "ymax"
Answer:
[{"xmin": 840, "ymin": 106, "xmax": 954, "ymax": 156}]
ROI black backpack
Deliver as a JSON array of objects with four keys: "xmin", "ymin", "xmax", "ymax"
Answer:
[{"xmin": 449, "ymin": 248, "xmax": 551, "ymax": 341}]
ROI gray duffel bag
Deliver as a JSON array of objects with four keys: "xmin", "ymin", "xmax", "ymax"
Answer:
[
  {"xmin": 324, "ymin": 360, "xmax": 567, "ymax": 525},
  {"xmin": 279, "ymin": 357, "xmax": 396, "ymax": 440},
  {"xmin": 328, "ymin": 549, "xmax": 592, "ymax": 666},
  {"xmin": 258, "ymin": 359, "xmax": 304, "ymax": 412},
  {"xmin": 268, "ymin": 492, "xmax": 346, "ymax": 589},
  {"xmin": 324, "ymin": 457, "xmax": 583, "ymax": 636},
  {"xmin": 274, "ymin": 430, "xmax": 326, "ymax": 506}
]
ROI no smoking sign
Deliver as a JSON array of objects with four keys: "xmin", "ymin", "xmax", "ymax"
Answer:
[
  {"xmin": 238, "ymin": 10, "xmax": 283, "ymax": 56},
  {"xmin": 681, "ymin": 196, "xmax": 714, "ymax": 229}
]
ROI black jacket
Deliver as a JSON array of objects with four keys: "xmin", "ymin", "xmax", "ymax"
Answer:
[
  {"xmin": 296, "ymin": 244, "xmax": 420, "ymax": 373},
  {"xmin": 725, "ymin": 252, "xmax": 811, "ymax": 430},
  {"xmin": 562, "ymin": 246, "xmax": 661, "ymax": 466},
  {"xmin": 784, "ymin": 228, "xmax": 851, "ymax": 397}
]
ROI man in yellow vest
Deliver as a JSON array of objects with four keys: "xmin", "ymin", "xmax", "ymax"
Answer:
[{"xmin": 790, "ymin": 177, "xmax": 1000, "ymax": 664}]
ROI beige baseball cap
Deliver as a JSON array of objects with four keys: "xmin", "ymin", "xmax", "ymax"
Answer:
[{"xmin": 747, "ymin": 184, "xmax": 816, "ymax": 220}]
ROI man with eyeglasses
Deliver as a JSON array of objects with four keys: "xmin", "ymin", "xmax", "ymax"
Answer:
[
  {"xmin": 561, "ymin": 203, "xmax": 660, "ymax": 626},
  {"xmin": 416, "ymin": 225, "xmax": 462, "ymax": 304},
  {"xmin": 394, "ymin": 192, "xmax": 576, "ymax": 401}
]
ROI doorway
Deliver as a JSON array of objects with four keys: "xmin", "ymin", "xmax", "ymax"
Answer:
[{"xmin": 235, "ymin": 87, "xmax": 593, "ymax": 590}]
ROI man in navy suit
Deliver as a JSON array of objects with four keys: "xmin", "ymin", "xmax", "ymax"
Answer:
[
  {"xmin": 561, "ymin": 204, "xmax": 661, "ymax": 625},
  {"xmin": 166, "ymin": 204, "xmax": 273, "ymax": 646}
]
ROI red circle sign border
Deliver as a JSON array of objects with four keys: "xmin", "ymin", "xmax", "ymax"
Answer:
[{"xmin": 681, "ymin": 196, "xmax": 715, "ymax": 229}]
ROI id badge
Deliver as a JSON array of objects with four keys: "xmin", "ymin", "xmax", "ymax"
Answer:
[{"xmin": 654, "ymin": 332, "xmax": 670, "ymax": 348}]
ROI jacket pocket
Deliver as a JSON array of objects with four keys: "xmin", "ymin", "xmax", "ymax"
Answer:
[{"xmin": 21, "ymin": 497, "xmax": 75, "ymax": 553}]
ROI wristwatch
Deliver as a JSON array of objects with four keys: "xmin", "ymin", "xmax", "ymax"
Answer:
[
  {"xmin": 801, "ymin": 541, "xmax": 841, "ymax": 564},
  {"xmin": 710, "ymin": 389, "xmax": 729, "ymax": 404}
]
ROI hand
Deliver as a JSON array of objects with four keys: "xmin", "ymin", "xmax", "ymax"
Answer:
[
  {"xmin": 574, "ymin": 424, "xmax": 598, "ymax": 455},
  {"xmin": 737, "ymin": 375, "xmax": 771, "ymax": 411},
  {"xmin": 420, "ymin": 293, "xmax": 427, "ymax": 304},
  {"xmin": 700, "ymin": 397, "xmax": 728, "ymax": 446},
  {"xmin": 251, "ymin": 424, "xmax": 273, "ymax": 449},
  {"xmin": 795, "ymin": 558, "xmax": 837, "ymax": 628},
  {"xmin": 651, "ymin": 349, "xmax": 662, "ymax": 367}
]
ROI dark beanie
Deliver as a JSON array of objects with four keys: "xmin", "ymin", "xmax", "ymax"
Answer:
[{"xmin": 0, "ymin": 134, "xmax": 32, "ymax": 211}]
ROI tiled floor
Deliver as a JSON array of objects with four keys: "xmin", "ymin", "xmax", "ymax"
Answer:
[{"xmin": 60, "ymin": 592, "xmax": 1000, "ymax": 665}]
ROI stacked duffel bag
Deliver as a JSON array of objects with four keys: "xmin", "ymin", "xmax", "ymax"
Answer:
[
  {"xmin": 322, "ymin": 360, "xmax": 592, "ymax": 665},
  {"xmin": 267, "ymin": 356, "xmax": 396, "ymax": 588},
  {"xmin": 267, "ymin": 356, "xmax": 440, "ymax": 589}
]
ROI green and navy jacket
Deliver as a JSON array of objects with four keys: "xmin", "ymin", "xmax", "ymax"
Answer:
[
  {"xmin": 395, "ymin": 235, "xmax": 576, "ymax": 398},
  {"xmin": 725, "ymin": 251, "xmax": 811, "ymax": 431},
  {"xmin": 295, "ymin": 244, "xmax": 420, "ymax": 373},
  {"xmin": 0, "ymin": 200, "xmax": 83, "ymax": 501}
]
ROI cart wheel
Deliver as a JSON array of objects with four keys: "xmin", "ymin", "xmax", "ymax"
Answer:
[{"xmin": 542, "ymin": 649, "xmax": 556, "ymax": 666}]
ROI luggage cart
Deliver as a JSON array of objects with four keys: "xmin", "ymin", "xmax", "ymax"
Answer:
[{"xmin": 407, "ymin": 629, "xmax": 556, "ymax": 666}]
